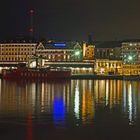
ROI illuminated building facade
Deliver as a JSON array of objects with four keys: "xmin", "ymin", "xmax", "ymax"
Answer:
[
  {"xmin": 95, "ymin": 41, "xmax": 122, "ymax": 60},
  {"xmin": 94, "ymin": 59, "xmax": 122, "ymax": 75},
  {"xmin": 1, "ymin": 39, "xmax": 140, "ymax": 76},
  {"xmin": 36, "ymin": 42, "xmax": 83, "ymax": 62},
  {"xmin": 0, "ymin": 40, "xmax": 94, "ymax": 74},
  {"xmin": 94, "ymin": 41, "xmax": 122, "ymax": 75},
  {"xmin": 95, "ymin": 47, "xmax": 122, "ymax": 60},
  {"xmin": 122, "ymin": 41, "xmax": 140, "ymax": 75},
  {"xmin": 36, "ymin": 42, "xmax": 94, "ymax": 74},
  {"xmin": 83, "ymin": 43, "xmax": 95, "ymax": 61},
  {"xmin": 0, "ymin": 41, "xmax": 44, "ymax": 66}
]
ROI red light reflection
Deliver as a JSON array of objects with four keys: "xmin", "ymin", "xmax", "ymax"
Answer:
[{"xmin": 27, "ymin": 113, "xmax": 33, "ymax": 140}]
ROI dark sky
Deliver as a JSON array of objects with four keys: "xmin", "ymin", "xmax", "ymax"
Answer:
[{"xmin": 0, "ymin": 0, "xmax": 140, "ymax": 41}]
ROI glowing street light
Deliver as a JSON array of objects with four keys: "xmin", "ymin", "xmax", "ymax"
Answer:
[
  {"xmin": 124, "ymin": 54, "xmax": 135, "ymax": 63},
  {"xmin": 127, "ymin": 54, "xmax": 135, "ymax": 75},
  {"xmin": 123, "ymin": 52, "xmax": 136, "ymax": 75},
  {"xmin": 75, "ymin": 50, "xmax": 80, "ymax": 56},
  {"xmin": 73, "ymin": 50, "xmax": 82, "ymax": 61},
  {"xmin": 128, "ymin": 55, "xmax": 133, "ymax": 61}
]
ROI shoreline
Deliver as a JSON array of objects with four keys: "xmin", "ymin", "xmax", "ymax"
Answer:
[
  {"xmin": 0, "ymin": 73, "xmax": 140, "ymax": 80},
  {"xmin": 71, "ymin": 74, "xmax": 140, "ymax": 80}
]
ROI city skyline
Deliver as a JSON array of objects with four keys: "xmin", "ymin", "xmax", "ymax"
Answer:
[{"xmin": 0, "ymin": 0, "xmax": 140, "ymax": 41}]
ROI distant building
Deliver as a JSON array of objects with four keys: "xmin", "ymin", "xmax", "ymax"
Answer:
[
  {"xmin": 94, "ymin": 41, "xmax": 122, "ymax": 75},
  {"xmin": 36, "ymin": 42, "xmax": 83, "ymax": 62},
  {"xmin": 94, "ymin": 59, "xmax": 122, "ymax": 75},
  {"xmin": 36, "ymin": 41, "xmax": 94, "ymax": 74},
  {"xmin": 0, "ymin": 41, "xmax": 43, "ymax": 66},
  {"xmin": 122, "ymin": 41, "xmax": 140, "ymax": 75},
  {"xmin": 94, "ymin": 41, "xmax": 121, "ymax": 60},
  {"xmin": 1, "ymin": 38, "xmax": 140, "ymax": 76},
  {"xmin": 83, "ymin": 43, "xmax": 95, "ymax": 60},
  {"xmin": 122, "ymin": 41, "xmax": 140, "ymax": 64}
]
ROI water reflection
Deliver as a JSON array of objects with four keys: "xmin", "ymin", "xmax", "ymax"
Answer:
[
  {"xmin": 123, "ymin": 81, "xmax": 138, "ymax": 125},
  {"xmin": 53, "ymin": 97, "xmax": 65, "ymax": 125},
  {"xmin": 94, "ymin": 80, "xmax": 123, "ymax": 108},
  {"xmin": 27, "ymin": 113, "xmax": 33, "ymax": 140},
  {"xmin": 81, "ymin": 80, "xmax": 94, "ymax": 124},
  {"xmin": 0, "ymin": 79, "xmax": 140, "ymax": 127},
  {"xmin": 74, "ymin": 81, "xmax": 80, "ymax": 120}
]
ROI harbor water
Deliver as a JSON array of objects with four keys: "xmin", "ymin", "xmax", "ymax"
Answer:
[{"xmin": 0, "ymin": 79, "xmax": 140, "ymax": 140}]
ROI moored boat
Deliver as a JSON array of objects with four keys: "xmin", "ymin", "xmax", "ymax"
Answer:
[{"xmin": 2, "ymin": 68, "xmax": 71, "ymax": 80}]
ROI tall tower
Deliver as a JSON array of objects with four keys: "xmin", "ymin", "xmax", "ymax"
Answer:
[
  {"xmin": 83, "ymin": 34, "xmax": 95, "ymax": 61},
  {"xmin": 29, "ymin": 9, "xmax": 34, "ymax": 37},
  {"xmin": 88, "ymin": 34, "xmax": 93, "ymax": 45}
]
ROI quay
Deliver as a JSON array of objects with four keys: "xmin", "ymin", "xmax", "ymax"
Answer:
[
  {"xmin": 0, "ymin": 72, "xmax": 140, "ymax": 80},
  {"xmin": 71, "ymin": 74, "xmax": 140, "ymax": 80}
]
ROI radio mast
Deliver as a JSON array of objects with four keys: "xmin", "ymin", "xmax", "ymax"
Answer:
[{"xmin": 29, "ymin": 9, "xmax": 34, "ymax": 37}]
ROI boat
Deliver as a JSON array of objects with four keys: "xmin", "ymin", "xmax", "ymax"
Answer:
[{"xmin": 2, "ymin": 67, "xmax": 71, "ymax": 80}]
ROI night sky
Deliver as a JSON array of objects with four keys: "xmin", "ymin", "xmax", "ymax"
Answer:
[{"xmin": 0, "ymin": 0, "xmax": 140, "ymax": 41}]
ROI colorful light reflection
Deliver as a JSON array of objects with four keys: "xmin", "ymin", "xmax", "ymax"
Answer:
[
  {"xmin": 53, "ymin": 97, "xmax": 65, "ymax": 125},
  {"xmin": 27, "ymin": 113, "xmax": 33, "ymax": 140}
]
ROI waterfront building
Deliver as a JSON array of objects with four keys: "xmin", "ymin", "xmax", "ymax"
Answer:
[
  {"xmin": 122, "ymin": 41, "xmax": 140, "ymax": 75},
  {"xmin": 94, "ymin": 41, "xmax": 122, "ymax": 75},
  {"xmin": 36, "ymin": 42, "xmax": 82, "ymax": 62},
  {"xmin": 0, "ymin": 39, "xmax": 94, "ymax": 75},
  {"xmin": 122, "ymin": 63, "xmax": 140, "ymax": 75},
  {"xmin": 35, "ymin": 41, "xmax": 94, "ymax": 74},
  {"xmin": 94, "ymin": 59, "xmax": 122, "ymax": 75},
  {"xmin": 94, "ymin": 41, "xmax": 121, "ymax": 60},
  {"xmin": 2, "ymin": 38, "xmax": 140, "ymax": 76},
  {"xmin": 0, "ymin": 40, "xmax": 43, "ymax": 67},
  {"xmin": 83, "ymin": 43, "xmax": 95, "ymax": 61}
]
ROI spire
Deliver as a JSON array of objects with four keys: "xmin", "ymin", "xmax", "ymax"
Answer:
[{"xmin": 88, "ymin": 34, "xmax": 94, "ymax": 45}]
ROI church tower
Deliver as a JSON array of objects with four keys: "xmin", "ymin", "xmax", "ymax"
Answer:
[{"xmin": 83, "ymin": 35, "xmax": 95, "ymax": 61}]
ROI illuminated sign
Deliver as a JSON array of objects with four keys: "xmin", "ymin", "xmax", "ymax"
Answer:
[{"xmin": 54, "ymin": 43, "xmax": 66, "ymax": 47}]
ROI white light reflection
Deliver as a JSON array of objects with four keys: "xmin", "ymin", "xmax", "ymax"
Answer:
[
  {"xmin": 133, "ymin": 82, "xmax": 137, "ymax": 121},
  {"xmin": 105, "ymin": 80, "xmax": 109, "ymax": 106},
  {"xmin": 31, "ymin": 83, "xmax": 36, "ymax": 109},
  {"xmin": 0, "ymin": 79, "xmax": 1, "ymax": 105},
  {"xmin": 41, "ymin": 82, "xmax": 45, "ymax": 112},
  {"xmin": 128, "ymin": 82, "xmax": 133, "ymax": 125},
  {"xmin": 123, "ymin": 80, "xmax": 126, "ymax": 113},
  {"xmin": 74, "ymin": 81, "xmax": 80, "ymax": 120}
]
